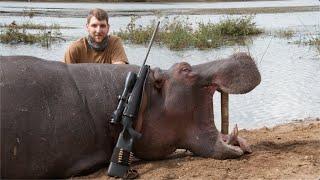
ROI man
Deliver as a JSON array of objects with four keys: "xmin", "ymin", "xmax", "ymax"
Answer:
[{"xmin": 64, "ymin": 8, "xmax": 128, "ymax": 64}]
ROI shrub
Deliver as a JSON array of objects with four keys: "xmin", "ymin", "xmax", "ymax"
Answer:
[
  {"xmin": 116, "ymin": 15, "xmax": 263, "ymax": 50},
  {"xmin": 0, "ymin": 21, "xmax": 65, "ymax": 47}
]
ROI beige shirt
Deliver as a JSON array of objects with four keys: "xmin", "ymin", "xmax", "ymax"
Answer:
[{"xmin": 64, "ymin": 35, "xmax": 128, "ymax": 64}]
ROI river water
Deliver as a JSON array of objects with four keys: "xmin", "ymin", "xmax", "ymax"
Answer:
[
  {"xmin": 0, "ymin": 1, "xmax": 319, "ymax": 130},
  {"xmin": 0, "ymin": 0, "xmax": 318, "ymax": 11}
]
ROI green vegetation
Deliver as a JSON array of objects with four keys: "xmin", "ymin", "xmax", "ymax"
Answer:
[
  {"xmin": 116, "ymin": 16, "xmax": 157, "ymax": 44},
  {"xmin": 0, "ymin": 22, "xmax": 69, "ymax": 30},
  {"xmin": 274, "ymin": 29, "xmax": 295, "ymax": 39},
  {"xmin": 0, "ymin": 21, "xmax": 65, "ymax": 47},
  {"xmin": 115, "ymin": 16, "xmax": 263, "ymax": 50},
  {"xmin": 271, "ymin": 27, "xmax": 319, "ymax": 54},
  {"xmin": 305, "ymin": 28, "xmax": 320, "ymax": 53},
  {"xmin": 311, "ymin": 39, "xmax": 320, "ymax": 54},
  {"xmin": 308, "ymin": 37, "xmax": 320, "ymax": 46},
  {"xmin": 291, "ymin": 28, "xmax": 320, "ymax": 54},
  {"xmin": 303, "ymin": 35, "xmax": 320, "ymax": 53}
]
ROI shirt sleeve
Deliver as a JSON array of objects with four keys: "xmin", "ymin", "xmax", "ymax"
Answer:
[
  {"xmin": 63, "ymin": 44, "xmax": 78, "ymax": 64},
  {"xmin": 111, "ymin": 38, "xmax": 129, "ymax": 64}
]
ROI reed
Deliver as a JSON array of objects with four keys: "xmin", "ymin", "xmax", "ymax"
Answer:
[
  {"xmin": 115, "ymin": 15, "xmax": 263, "ymax": 50},
  {"xmin": 273, "ymin": 29, "xmax": 295, "ymax": 39},
  {"xmin": 0, "ymin": 21, "xmax": 65, "ymax": 47}
]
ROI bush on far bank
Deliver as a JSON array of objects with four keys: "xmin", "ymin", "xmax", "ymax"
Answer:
[
  {"xmin": 0, "ymin": 21, "xmax": 65, "ymax": 47},
  {"xmin": 115, "ymin": 15, "xmax": 263, "ymax": 50}
]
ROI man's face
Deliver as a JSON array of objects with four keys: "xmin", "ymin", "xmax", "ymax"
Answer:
[{"xmin": 86, "ymin": 16, "xmax": 109, "ymax": 43}]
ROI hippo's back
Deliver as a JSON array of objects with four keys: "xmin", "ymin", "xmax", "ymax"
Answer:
[{"xmin": 0, "ymin": 56, "xmax": 97, "ymax": 178}]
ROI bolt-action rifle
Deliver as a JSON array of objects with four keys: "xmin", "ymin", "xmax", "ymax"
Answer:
[{"xmin": 107, "ymin": 21, "xmax": 160, "ymax": 178}]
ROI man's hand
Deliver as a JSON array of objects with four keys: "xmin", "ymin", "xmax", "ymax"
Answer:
[{"xmin": 113, "ymin": 61, "xmax": 127, "ymax": 64}]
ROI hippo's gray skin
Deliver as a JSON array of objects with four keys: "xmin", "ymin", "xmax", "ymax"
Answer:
[{"xmin": 0, "ymin": 53, "xmax": 260, "ymax": 178}]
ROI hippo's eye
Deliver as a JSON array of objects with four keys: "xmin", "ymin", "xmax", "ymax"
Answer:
[{"xmin": 181, "ymin": 67, "xmax": 191, "ymax": 72}]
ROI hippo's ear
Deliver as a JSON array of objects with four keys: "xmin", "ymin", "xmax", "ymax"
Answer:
[
  {"xmin": 193, "ymin": 53, "xmax": 261, "ymax": 94},
  {"xmin": 152, "ymin": 68, "xmax": 167, "ymax": 90},
  {"xmin": 213, "ymin": 53, "xmax": 261, "ymax": 94}
]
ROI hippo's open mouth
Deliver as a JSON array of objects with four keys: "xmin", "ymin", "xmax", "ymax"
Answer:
[{"xmin": 196, "ymin": 82, "xmax": 254, "ymax": 156}]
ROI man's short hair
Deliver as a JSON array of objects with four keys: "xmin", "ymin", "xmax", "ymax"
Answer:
[{"xmin": 87, "ymin": 8, "xmax": 109, "ymax": 24}]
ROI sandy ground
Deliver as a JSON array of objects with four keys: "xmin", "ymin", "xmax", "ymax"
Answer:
[{"xmin": 79, "ymin": 118, "xmax": 320, "ymax": 179}]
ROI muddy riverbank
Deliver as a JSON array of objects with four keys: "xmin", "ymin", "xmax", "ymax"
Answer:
[{"xmin": 79, "ymin": 118, "xmax": 320, "ymax": 179}]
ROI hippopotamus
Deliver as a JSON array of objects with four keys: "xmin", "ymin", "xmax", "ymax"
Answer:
[{"xmin": 0, "ymin": 52, "xmax": 261, "ymax": 178}]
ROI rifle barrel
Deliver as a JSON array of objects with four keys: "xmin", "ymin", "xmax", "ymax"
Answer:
[{"xmin": 142, "ymin": 21, "xmax": 160, "ymax": 66}]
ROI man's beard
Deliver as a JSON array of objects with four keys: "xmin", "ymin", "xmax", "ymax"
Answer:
[{"xmin": 87, "ymin": 35, "xmax": 109, "ymax": 51}]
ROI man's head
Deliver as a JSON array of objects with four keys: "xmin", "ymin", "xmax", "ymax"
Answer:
[{"xmin": 86, "ymin": 8, "xmax": 109, "ymax": 43}]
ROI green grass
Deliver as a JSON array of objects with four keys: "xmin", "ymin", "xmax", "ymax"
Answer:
[
  {"xmin": 306, "ymin": 36, "xmax": 320, "ymax": 54},
  {"xmin": 116, "ymin": 16, "xmax": 156, "ymax": 44},
  {"xmin": 160, "ymin": 18, "xmax": 195, "ymax": 49},
  {"xmin": 274, "ymin": 29, "xmax": 295, "ymax": 39},
  {"xmin": 293, "ymin": 28, "xmax": 320, "ymax": 55},
  {"xmin": 0, "ymin": 21, "xmax": 71, "ymax": 29},
  {"xmin": 271, "ymin": 27, "xmax": 319, "ymax": 55},
  {"xmin": 305, "ymin": 28, "xmax": 320, "ymax": 53},
  {"xmin": 0, "ymin": 21, "xmax": 65, "ymax": 47},
  {"xmin": 115, "ymin": 16, "xmax": 263, "ymax": 50}
]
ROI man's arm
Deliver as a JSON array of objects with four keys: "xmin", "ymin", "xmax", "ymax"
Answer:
[
  {"xmin": 63, "ymin": 44, "xmax": 78, "ymax": 64},
  {"xmin": 111, "ymin": 38, "xmax": 129, "ymax": 64}
]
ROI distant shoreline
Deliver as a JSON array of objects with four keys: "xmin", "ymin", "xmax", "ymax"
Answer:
[
  {"xmin": 0, "ymin": 6, "xmax": 319, "ymax": 18},
  {"xmin": 5, "ymin": 0, "xmax": 280, "ymax": 2}
]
